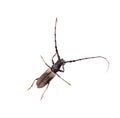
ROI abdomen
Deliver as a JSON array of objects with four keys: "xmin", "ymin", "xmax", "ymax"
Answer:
[{"xmin": 36, "ymin": 68, "xmax": 55, "ymax": 88}]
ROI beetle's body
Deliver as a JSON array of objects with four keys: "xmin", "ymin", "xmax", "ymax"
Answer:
[
  {"xmin": 36, "ymin": 59, "xmax": 66, "ymax": 88},
  {"xmin": 28, "ymin": 18, "xmax": 109, "ymax": 100},
  {"xmin": 36, "ymin": 68, "xmax": 55, "ymax": 88}
]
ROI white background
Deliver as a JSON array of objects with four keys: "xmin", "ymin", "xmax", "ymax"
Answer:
[{"xmin": 0, "ymin": 0, "xmax": 120, "ymax": 118}]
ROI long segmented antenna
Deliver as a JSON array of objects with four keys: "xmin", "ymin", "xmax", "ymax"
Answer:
[
  {"xmin": 54, "ymin": 18, "xmax": 61, "ymax": 60},
  {"xmin": 65, "ymin": 56, "xmax": 110, "ymax": 71}
]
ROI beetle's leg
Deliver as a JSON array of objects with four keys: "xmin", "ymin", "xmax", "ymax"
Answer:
[
  {"xmin": 27, "ymin": 78, "xmax": 38, "ymax": 90},
  {"xmin": 59, "ymin": 65, "xmax": 65, "ymax": 72},
  {"xmin": 40, "ymin": 83, "xmax": 50, "ymax": 100},
  {"xmin": 56, "ymin": 73, "xmax": 71, "ymax": 85},
  {"xmin": 59, "ymin": 70, "xmax": 64, "ymax": 72},
  {"xmin": 54, "ymin": 18, "xmax": 61, "ymax": 60},
  {"xmin": 40, "ymin": 55, "xmax": 51, "ymax": 68},
  {"xmin": 52, "ymin": 53, "xmax": 56, "ymax": 64}
]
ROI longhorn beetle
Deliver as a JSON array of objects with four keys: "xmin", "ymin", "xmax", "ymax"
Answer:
[{"xmin": 28, "ymin": 18, "xmax": 109, "ymax": 100}]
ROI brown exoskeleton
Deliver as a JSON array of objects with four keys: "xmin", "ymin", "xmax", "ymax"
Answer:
[{"xmin": 28, "ymin": 18, "xmax": 109, "ymax": 100}]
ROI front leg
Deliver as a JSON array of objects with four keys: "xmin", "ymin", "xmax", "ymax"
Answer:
[
  {"xmin": 51, "ymin": 53, "xmax": 56, "ymax": 64},
  {"xmin": 59, "ymin": 65, "xmax": 65, "ymax": 72}
]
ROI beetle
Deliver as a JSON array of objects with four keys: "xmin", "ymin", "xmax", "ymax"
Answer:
[{"xmin": 28, "ymin": 18, "xmax": 109, "ymax": 100}]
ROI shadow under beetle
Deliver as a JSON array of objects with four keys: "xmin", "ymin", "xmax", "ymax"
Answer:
[{"xmin": 28, "ymin": 18, "xmax": 109, "ymax": 100}]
